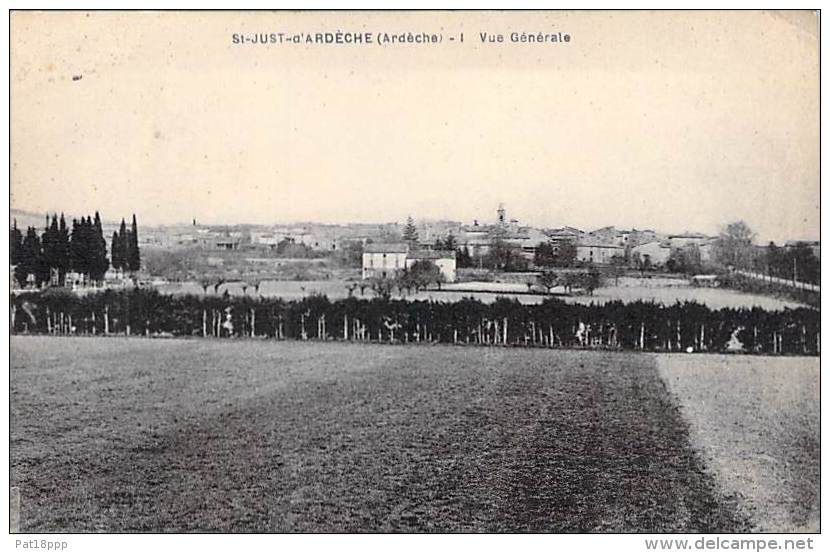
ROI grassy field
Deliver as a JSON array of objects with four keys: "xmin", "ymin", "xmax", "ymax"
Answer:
[
  {"xmin": 156, "ymin": 278, "xmax": 804, "ymax": 310},
  {"xmin": 422, "ymin": 282, "xmax": 805, "ymax": 310},
  {"xmin": 657, "ymin": 355, "xmax": 820, "ymax": 532},
  {"xmin": 11, "ymin": 337, "xmax": 812, "ymax": 532}
]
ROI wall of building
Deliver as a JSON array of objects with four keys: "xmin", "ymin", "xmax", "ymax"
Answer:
[
  {"xmin": 576, "ymin": 245, "xmax": 624, "ymax": 264},
  {"xmin": 362, "ymin": 251, "xmax": 407, "ymax": 279},
  {"xmin": 405, "ymin": 257, "xmax": 457, "ymax": 283},
  {"xmin": 631, "ymin": 242, "xmax": 671, "ymax": 266}
]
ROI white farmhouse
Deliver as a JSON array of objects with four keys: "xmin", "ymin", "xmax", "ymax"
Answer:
[
  {"xmin": 362, "ymin": 243, "xmax": 457, "ymax": 282},
  {"xmin": 362, "ymin": 243, "xmax": 409, "ymax": 280}
]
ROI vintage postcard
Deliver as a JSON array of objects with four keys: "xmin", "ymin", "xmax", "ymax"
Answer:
[{"xmin": 8, "ymin": 9, "xmax": 820, "ymax": 543}]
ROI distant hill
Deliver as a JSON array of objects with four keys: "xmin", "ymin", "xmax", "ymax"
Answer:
[
  {"xmin": 10, "ymin": 208, "xmax": 52, "ymax": 230},
  {"xmin": 10, "ymin": 208, "xmax": 121, "ymax": 231}
]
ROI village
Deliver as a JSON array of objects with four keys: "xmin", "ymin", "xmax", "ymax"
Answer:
[{"xmin": 9, "ymin": 203, "xmax": 821, "ymax": 310}]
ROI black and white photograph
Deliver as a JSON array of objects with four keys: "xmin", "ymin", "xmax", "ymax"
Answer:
[{"xmin": 6, "ymin": 7, "xmax": 822, "ymax": 546}]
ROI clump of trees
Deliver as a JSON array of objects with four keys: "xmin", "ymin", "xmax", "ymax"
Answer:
[
  {"xmin": 10, "ymin": 288, "xmax": 819, "ymax": 356},
  {"xmin": 275, "ymin": 237, "xmax": 314, "ymax": 257},
  {"xmin": 666, "ymin": 245, "xmax": 702, "ymax": 275},
  {"xmin": 10, "ymin": 212, "xmax": 141, "ymax": 288},
  {"xmin": 764, "ymin": 242, "xmax": 820, "ymax": 285},
  {"xmin": 365, "ymin": 260, "xmax": 446, "ymax": 298},
  {"xmin": 711, "ymin": 220, "xmax": 820, "ymax": 285},
  {"xmin": 535, "ymin": 269, "xmax": 604, "ymax": 295},
  {"xmin": 534, "ymin": 241, "xmax": 577, "ymax": 268},
  {"xmin": 111, "ymin": 215, "xmax": 140, "ymax": 272},
  {"xmin": 714, "ymin": 221, "xmax": 755, "ymax": 269},
  {"xmin": 399, "ymin": 260, "xmax": 445, "ymax": 293},
  {"xmin": 456, "ymin": 246, "xmax": 474, "ymax": 268},
  {"xmin": 482, "ymin": 238, "xmax": 528, "ymax": 272},
  {"xmin": 336, "ymin": 239, "xmax": 364, "ymax": 267}
]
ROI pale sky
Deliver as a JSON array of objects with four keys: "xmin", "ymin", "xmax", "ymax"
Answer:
[{"xmin": 10, "ymin": 10, "xmax": 819, "ymax": 242}]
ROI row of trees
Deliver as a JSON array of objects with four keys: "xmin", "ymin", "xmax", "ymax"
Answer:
[
  {"xmin": 11, "ymin": 288, "xmax": 819, "ymax": 355},
  {"xmin": 349, "ymin": 260, "xmax": 446, "ymax": 299},
  {"xmin": 535, "ymin": 269, "xmax": 603, "ymax": 295},
  {"xmin": 10, "ymin": 213, "xmax": 140, "ymax": 288},
  {"xmin": 763, "ymin": 242, "xmax": 820, "ymax": 285},
  {"xmin": 700, "ymin": 221, "xmax": 820, "ymax": 285}
]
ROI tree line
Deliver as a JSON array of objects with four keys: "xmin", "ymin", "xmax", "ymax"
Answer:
[
  {"xmin": 762, "ymin": 242, "xmax": 820, "ymax": 285},
  {"xmin": 10, "ymin": 213, "xmax": 140, "ymax": 288},
  {"xmin": 10, "ymin": 288, "xmax": 819, "ymax": 355}
]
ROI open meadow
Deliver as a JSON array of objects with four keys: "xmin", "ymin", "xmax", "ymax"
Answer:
[
  {"xmin": 10, "ymin": 336, "xmax": 817, "ymax": 532},
  {"xmin": 154, "ymin": 277, "xmax": 805, "ymax": 311}
]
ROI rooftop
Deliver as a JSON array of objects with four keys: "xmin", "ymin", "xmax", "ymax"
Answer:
[
  {"xmin": 577, "ymin": 240, "xmax": 625, "ymax": 249},
  {"xmin": 364, "ymin": 242, "xmax": 409, "ymax": 254},
  {"xmin": 409, "ymin": 250, "xmax": 456, "ymax": 260}
]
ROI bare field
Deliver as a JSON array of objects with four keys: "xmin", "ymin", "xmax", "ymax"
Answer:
[
  {"xmin": 570, "ymin": 286, "xmax": 806, "ymax": 311},
  {"xmin": 152, "ymin": 278, "xmax": 803, "ymax": 310},
  {"xmin": 429, "ymin": 282, "xmax": 805, "ymax": 310},
  {"xmin": 10, "ymin": 337, "xmax": 751, "ymax": 533},
  {"xmin": 657, "ymin": 355, "xmax": 820, "ymax": 532}
]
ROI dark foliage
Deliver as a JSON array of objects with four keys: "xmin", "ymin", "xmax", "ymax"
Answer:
[
  {"xmin": 10, "ymin": 289, "xmax": 819, "ymax": 355},
  {"xmin": 12, "ymin": 212, "xmax": 140, "ymax": 287},
  {"xmin": 10, "ymin": 219, "xmax": 23, "ymax": 265},
  {"xmin": 455, "ymin": 246, "xmax": 474, "ymax": 268}
]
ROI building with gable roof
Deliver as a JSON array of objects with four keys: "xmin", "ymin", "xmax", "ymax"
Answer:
[{"xmin": 362, "ymin": 242, "xmax": 457, "ymax": 282}]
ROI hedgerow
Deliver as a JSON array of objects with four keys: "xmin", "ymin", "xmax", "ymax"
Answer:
[{"xmin": 10, "ymin": 288, "xmax": 819, "ymax": 355}]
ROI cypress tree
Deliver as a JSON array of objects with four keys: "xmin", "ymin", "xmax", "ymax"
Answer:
[
  {"xmin": 70, "ymin": 216, "xmax": 100, "ymax": 280},
  {"xmin": 57, "ymin": 213, "xmax": 70, "ymax": 284},
  {"xmin": 20, "ymin": 226, "xmax": 48, "ymax": 287},
  {"xmin": 41, "ymin": 214, "xmax": 60, "ymax": 285},
  {"xmin": 117, "ymin": 218, "xmax": 128, "ymax": 271},
  {"xmin": 10, "ymin": 219, "xmax": 23, "ymax": 266},
  {"xmin": 111, "ymin": 230, "xmax": 121, "ymax": 270},
  {"xmin": 128, "ymin": 214, "xmax": 140, "ymax": 271},
  {"xmin": 81, "ymin": 216, "xmax": 91, "ymax": 276},
  {"xmin": 69, "ymin": 218, "xmax": 82, "ymax": 274},
  {"xmin": 91, "ymin": 212, "xmax": 109, "ymax": 281}
]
